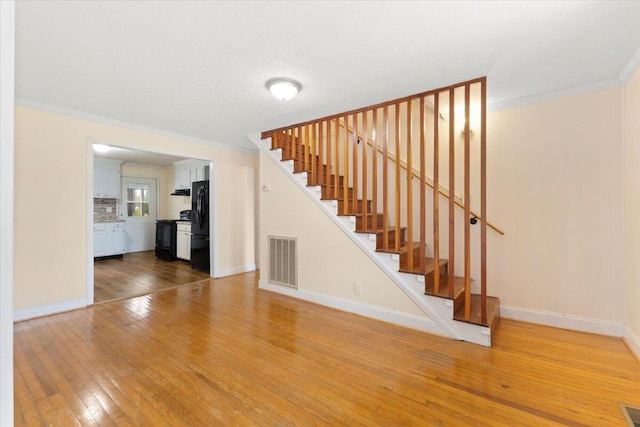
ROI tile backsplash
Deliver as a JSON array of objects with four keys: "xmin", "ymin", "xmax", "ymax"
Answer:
[{"xmin": 94, "ymin": 198, "xmax": 118, "ymax": 221}]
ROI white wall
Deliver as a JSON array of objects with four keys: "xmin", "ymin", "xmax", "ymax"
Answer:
[
  {"xmin": 0, "ymin": 1, "xmax": 15, "ymax": 424},
  {"xmin": 14, "ymin": 106, "xmax": 257, "ymax": 311},
  {"xmin": 624, "ymin": 68, "xmax": 640, "ymax": 352},
  {"xmin": 488, "ymin": 87, "xmax": 626, "ymax": 327}
]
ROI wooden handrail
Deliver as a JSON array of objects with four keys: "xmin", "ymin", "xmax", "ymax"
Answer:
[{"xmin": 333, "ymin": 117, "xmax": 505, "ymax": 236}]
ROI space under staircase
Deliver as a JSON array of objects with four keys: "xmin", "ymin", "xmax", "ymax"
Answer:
[{"xmin": 261, "ymin": 77, "xmax": 502, "ymax": 346}]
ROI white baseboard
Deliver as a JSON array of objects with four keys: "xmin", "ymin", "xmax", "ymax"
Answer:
[
  {"xmin": 13, "ymin": 297, "xmax": 87, "ymax": 322},
  {"xmin": 258, "ymin": 280, "xmax": 443, "ymax": 336},
  {"xmin": 623, "ymin": 325, "xmax": 640, "ymax": 361},
  {"xmin": 500, "ymin": 305, "xmax": 625, "ymax": 337},
  {"xmin": 216, "ymin": 263, "xmax": 256, "ymax": 278}
]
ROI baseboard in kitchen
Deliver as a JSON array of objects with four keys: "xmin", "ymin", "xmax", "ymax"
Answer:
[
  {"xmin": 215, "ymin": 263, "xmax": 256, "ymax": 278},
  {"xmin": 14, "ymin": 297, "xmax": 87, "ymax": 322}
]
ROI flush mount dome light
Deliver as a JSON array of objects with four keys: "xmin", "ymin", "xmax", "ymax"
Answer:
[
  {"xmin": 266, "ymin": 78, "xmax": 301, "ymax": 101},
  {"xmin": 93, "ymin": 143, "xmax": 111, "ymax": 153}
]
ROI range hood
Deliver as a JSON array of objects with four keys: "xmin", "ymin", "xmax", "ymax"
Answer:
[{"xmin": 170, "ymin": 188, "xmax": 190, "ymax": 196}]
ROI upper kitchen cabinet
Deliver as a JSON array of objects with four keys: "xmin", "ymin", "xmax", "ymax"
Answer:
[
  {"xmin": 94, "ymin": 158, "xmax": 122, "ymax": 198},
  {"xmin": 173, "ymin": 159, "xmax": 209, "ymax": 191}
]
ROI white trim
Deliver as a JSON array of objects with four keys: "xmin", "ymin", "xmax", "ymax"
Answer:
[
  {"xmin": 15, "ymin": 98, "xmax": 258, "ymax": 154},
  {"xmin": 217, "ymin": 263, "xmax": 257, "ymax": 278},
  {"xmin": 619, "ymin": 44, "xmax": 640, "ymax": 84},
  {"xmin": 209, "ymin": 161, "xmax": 218, "ymax": 279},
  {"xmin": 500, "ymin": 305, "xmax": 625, "ymax": 337},
  {"xmin": 259, "ymin": 280, "xmax": 443, "ymax": 336},
  {"xmin": 86, "ymin": 140, "xmax": 95, "ymax": 305},
  {"xmin": 623, "ymin": 325, "xmax": 640, "ymax": 361},
  {"xmin": 13, "ymin": 298, "xmax": 87, "ymax": 322},
  {"xmin": 0, "ymin": 1, "xmax": 15, "ymax": 424},
  {"xmin": 489, "ymin": 77, "xmax": 623, "ymax": 112}
]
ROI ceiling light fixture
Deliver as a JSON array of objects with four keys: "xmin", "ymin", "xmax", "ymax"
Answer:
[
  {"xmin": 266, "ymin": 78, "xmax": 301, "ymax": 101},
  {"xmin": 93, "ymin": 143, "xmax": 111, "ymax": 153}
]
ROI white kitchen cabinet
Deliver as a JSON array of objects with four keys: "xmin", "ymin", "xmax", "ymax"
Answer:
[
  {"xmin": 176, "ymin": 222, "xmax": 191, "ymax": 261},
  {"xmin": 94, "ymin": 158, "xmax": 122, "ymax": 198},
  {"xmin": 173, "ymin": 159, "xmax": 208, "ymax": 191},
  {"xmin": 174, "ymin": 166, "xmax": 192, "ymax": 190},
  {"xmin": 94, "ymin": 221, "xmax": 125, "ymax": 257},
  {"xmin": 107, "ymin": 222, "xmax": 125, "ymax": 256},
  {"xmin": 93, "ymin": 223, "xmax": 107, "ymax": 257}
]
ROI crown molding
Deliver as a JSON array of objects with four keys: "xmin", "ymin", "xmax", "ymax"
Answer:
[
  {"xmin": 488, "ymin": 77, "xmax": 623, "ymax": 112},
  {"xmin": 14, "ymin": 98, "xmax": 258, "ymax": 154},
  {"xmin": 619, "ymin": 44, "xmax": 640, "ymax": 84}
]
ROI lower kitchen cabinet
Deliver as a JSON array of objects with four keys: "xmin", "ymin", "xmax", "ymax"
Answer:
[
  {"xmin": 94, "ymin": 221, "xmax": 125, "ymax": 257},
  {"xmin": 176, "ymin": 222, "xmax": 191, "ymax": 261},
  {"xmin": 93, "ymin": 224, "xmax": 107, "ymax": 257}
]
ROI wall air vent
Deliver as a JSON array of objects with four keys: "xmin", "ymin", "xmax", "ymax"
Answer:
[
  {"xmin": 268, "ymin": 236, "xmax": 297, "ymax": 289},
  {"xmin": 621, "ymin": 403, "xmax": 640, "ymax": 427}
]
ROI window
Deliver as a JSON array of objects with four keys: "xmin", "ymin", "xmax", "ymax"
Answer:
[{"xmin": 126, "ymin": 183, "xmax": 150, "ymax": 217}]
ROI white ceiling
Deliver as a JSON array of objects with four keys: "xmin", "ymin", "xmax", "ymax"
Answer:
[{"xmin": 15, "ymin": 1, "xmax": 640, "ymax": 152}]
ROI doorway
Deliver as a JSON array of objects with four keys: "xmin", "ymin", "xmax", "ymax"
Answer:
[{"xmin": 87, "ymin": 142, "xmax": 217, "ymax": 305}]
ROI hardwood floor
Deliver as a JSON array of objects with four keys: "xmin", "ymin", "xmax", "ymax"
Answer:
[
  {"xmin": 94, "ymin": 251, "xmax": 210, "ymax": 303},
  {"xmin": 14, "ymin": 272, "xmax": 640, "ymax": 426}
]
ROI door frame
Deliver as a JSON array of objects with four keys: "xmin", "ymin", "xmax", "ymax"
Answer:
[{"xmin": 85, "ymin": 138, "xmax": 217, "ymax": 305}]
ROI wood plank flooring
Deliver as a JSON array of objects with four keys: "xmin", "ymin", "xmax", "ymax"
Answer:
[
  {"xmin": 94, "ymin": 251, "xmax": 210, "ymax": 303},
  {"xmin": 14, "ymin": 272, "xmax": 640, "ymax": 426}
]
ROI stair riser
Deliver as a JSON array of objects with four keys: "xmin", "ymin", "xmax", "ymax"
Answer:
[
  {"xmin": 294, "ymin": 162, "xmax": 330, "ymax": 174},
  {"xmin": 355, "ymin": 213, "xmax": 384, "ymax": 230},
  {"xmin": 321, "ymin": 184, "xmax": 351, "ymax": 199},
  {"xmin": 339, "ymin": 199, "xmax": 372, "ymax": 213},
  {"xmin": 302, "ymin": 176, "xmax": 344, "ymax": 189},
  {"xmin": 399, "ymin": 246, "xmax": 423, "ymax": 269},
  {"xmin": 375, "ymin": 229, "xmax": 406, "ymax": 249},
  {"xmin": 425, "ymin": 265, "xmax": 449, "ymax": 288}
]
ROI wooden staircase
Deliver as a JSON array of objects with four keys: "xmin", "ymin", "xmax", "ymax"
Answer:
[
  {"xmin": 275, "ymin": 143, "xmax": 500, "ymax": 339},
  {"xmin": 262, "ymin": 77, "xmax": 501, "ymax": 346}
]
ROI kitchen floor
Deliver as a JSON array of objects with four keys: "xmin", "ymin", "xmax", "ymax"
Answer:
[{"xmin": 93, "ymin": 250, "xmax": 210, "ymax": 303}]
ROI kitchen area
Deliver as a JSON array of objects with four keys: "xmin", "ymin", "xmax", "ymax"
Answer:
[{"xmin": 92, "ymin": 146, "xmax": 212, "ymax": 303}]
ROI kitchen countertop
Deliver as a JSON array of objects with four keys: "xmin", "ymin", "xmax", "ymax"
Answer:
[{"xmin": 94, "ymin": 220, "xmax": 125, "ymax": 223}]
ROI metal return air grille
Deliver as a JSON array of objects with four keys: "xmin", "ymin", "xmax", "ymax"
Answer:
[{"xmin": 269, "ymin": 236, "xmax": 297, "ymax": 288}]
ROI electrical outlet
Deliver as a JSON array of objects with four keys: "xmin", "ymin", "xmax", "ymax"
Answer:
[{"xmin": 353, "ymin": 282, "xmax": 362, "ymax": 296}]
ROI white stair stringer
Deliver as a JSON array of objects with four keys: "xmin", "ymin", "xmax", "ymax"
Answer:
[{"xmin": 262, "ymin": 139, "xmax": 492, "ymax": 347}]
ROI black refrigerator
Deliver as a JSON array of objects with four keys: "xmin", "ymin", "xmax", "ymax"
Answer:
[{"xmin": 191, "ymin": 180, "xmax": 210, "ymax": 272}]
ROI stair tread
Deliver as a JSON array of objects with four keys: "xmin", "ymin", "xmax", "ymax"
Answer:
[
  {"xmin": 399, "ymin": 256, "xmax": 448, "ymax": 275},
  {"xmin": 353, "ymin": 225, "xmax": 404, "ymax": 233},
  {"xmin": 376, "ymin": 241, "xmax": 420, "ymax": 254},
  {"xmin": 453, "ymin": 294, "xmax": 500, "ymax": 328},
  {"xmin": 336, "ymin": 210, "xmax": 379, "ymax": 217},
  {"xmin": 424, "ymin": 275, "xmax": 466, "ymax": 300}
]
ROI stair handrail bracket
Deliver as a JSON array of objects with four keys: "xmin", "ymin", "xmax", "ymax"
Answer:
[{"xmin": 262, "ymin": 77, "xmax": 498, "ymax": 346}]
